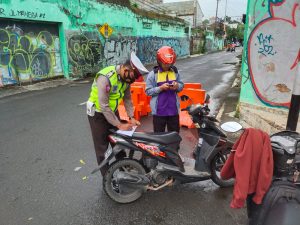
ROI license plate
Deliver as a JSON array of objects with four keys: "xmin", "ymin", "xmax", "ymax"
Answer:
[{"xmin": 104, "ymin": 147, "xmax": 113, "ymax": 159}]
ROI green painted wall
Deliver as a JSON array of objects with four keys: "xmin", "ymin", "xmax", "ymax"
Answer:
[
  {"xmin": 205, "ymin": 30, "xmax": 224, "ymax": 52},
  {"xmin": 241, "ymin": 0, "xmax": 300, "ymax": 108},
  {"xmin": 0, "ymin": 0, "xmax": 189, "ymax": 86}
]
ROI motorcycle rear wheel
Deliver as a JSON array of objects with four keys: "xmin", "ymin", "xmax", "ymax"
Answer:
[
  {"xmin": 103, "ymin": 159, "xmax": 146, "ymax": 204},
  {"xmin": 211, "ymin": 152, "xmax": 234, "ymax": 187}
]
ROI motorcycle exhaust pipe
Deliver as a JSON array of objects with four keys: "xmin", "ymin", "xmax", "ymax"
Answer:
[{"xmin": 115, "ymin": 171, "xmax": 150, "ymax": 186}]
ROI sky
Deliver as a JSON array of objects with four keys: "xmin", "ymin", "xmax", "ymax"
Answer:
[{"xmin": 163, "ymin": 0, "xmax": 248, "ymax": 20}]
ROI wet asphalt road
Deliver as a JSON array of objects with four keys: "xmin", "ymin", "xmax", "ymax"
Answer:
[{"xmin": 0, "ymin": 48, "xmax": 247, "ymax": 225}]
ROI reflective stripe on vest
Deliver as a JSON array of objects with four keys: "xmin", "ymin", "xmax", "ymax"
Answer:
[{"xmin": 88, "ymin": 66, "xmax": 128, "ymax": 112}]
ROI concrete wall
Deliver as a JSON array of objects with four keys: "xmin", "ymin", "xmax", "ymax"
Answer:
[
  {"xmin": 240, "ymin": 0, "xmax": 300, "ymax": 108},
  {"xmin": 205, "ymin": 30, "xmax": 224, "ymax": 52},
  {"xmin": 0, "ymin": 0, "xmax": 189, "ymax": 86}
]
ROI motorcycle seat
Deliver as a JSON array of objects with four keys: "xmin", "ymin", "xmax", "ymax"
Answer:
[{"xmin": 132, "ymin": 132, "xmax": 182, "ymax": 145}]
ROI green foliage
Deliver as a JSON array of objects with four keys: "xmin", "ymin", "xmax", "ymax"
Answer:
[
  {"xmin": 226, "ymin": 24, "xmax": 245, "ymax": 42},
  {"xmin": 190, "ymin": 27, "xmax": 207, "ymax": 54},
  {"xmin": 202, "ymin": 19, "xmax": 209, "ymax": 27}
]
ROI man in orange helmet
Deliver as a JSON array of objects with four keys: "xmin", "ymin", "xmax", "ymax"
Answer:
[{"xmin": 145, "ymin": 46, "xmax": 184, "ymax": 133}]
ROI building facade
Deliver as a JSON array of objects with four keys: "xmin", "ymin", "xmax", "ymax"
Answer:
[
  {"xmin": 159, "ymin": 0, "xmax": 204, "ymax": 28},
  {"xmin": 0, "ymin": 0, "xmax": 189, "ymax": 86}
]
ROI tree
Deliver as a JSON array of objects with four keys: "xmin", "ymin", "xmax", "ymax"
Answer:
[
  {"xmin": 226, "ymin": 23, "xmax": 244, "ymax": 43},
  {"xmin": 202, "ymin": 19, "xmax": 209, "ymax": 27},
  {"xmin": 224, "ymin": 16, "xmax": 232, "ymax": 24}
]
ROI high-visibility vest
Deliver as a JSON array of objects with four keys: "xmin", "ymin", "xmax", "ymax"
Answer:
[{"xmin": 88, "ymin": 66, "xmax": 128, "ymax": 112}]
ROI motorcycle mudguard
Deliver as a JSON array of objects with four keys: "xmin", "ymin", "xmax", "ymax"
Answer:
[{"xmin": 90, "ymin": 145, "xmax": 123, "ymax": 174}]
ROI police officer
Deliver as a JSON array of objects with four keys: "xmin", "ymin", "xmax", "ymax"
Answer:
[{"xmin": 87, "ymin": 52, "xmax": 149, "ymax": 176}]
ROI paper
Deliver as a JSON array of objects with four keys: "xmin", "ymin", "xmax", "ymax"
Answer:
[
  {"xmin": 86, "ymin": 101, "xmax": 95, "ymax": 116},
  {"xmin": 116, "ymin": 126, "xmax": 137, "ymax": 136},
  {"xmin": 74, "ymin": 167, "xmax": 82, "ymax": 172}
]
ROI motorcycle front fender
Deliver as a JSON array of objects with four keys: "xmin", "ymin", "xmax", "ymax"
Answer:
[
  {"xmin": 205, "ymin": 146, "xmax": 223, "ymax": 164},
  {"xmin": 205, "ymin": 142, "xmax": 231, "ymax": 165},
  {"xmin": 90, "ymin": 146, "xmax": 123, "ymax": 174}
]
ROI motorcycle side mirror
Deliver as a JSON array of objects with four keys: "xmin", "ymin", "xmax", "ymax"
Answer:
[
  {"xmin": 180, "ymin": 95, "xmax": 190, "ymax": 101},
  {"xmin": 221, "ymin": 121, "xmax": 243, "ymax": 133},
  {"xmin": 205, "ymin": 94, "xmax": 210, "ymax": 104}
]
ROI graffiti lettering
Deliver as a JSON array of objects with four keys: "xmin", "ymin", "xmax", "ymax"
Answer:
[
  {"xmin": 66, "ymin": 31, "xmax": 104, "ymax": 77},
  {"xmin": 0, "ymin": 8, "xmax": 5, "ymax": 16},
  {"xmin": 137, "ymin": 37, "xmax": 189, "ymax": 64},
  {"xmin": 104, "ymin": 38, "xmax": 137, "ymax": 65},
  {"xmin": 0, "ymin": 23, "xmax": 62, "ymax": 86},
  {"xmin": 143, "ymin": 22, "xmax": 152, "ymax": 29},
  {"xmin": 257, "ymin": 33, "xmax": 276, "ymax": 56},
  {"xmin": 247, "ymin": 0, "xmax": 299, "ymax": 107},
  {"xmin": 6, "ymin": 9, "xmax": 46, "ymax": 19}
]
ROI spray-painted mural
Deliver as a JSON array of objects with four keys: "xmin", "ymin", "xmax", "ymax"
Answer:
[
  {"xmin": 104, "ymin": 38, "xmax": 137, "ymax": 65},
  {"xmin": 66, "ymin": 31, "xmax": 104, "ymax": 77},
  {"xmin": 66, "ymin": 35, "xmax": 190, "ymax": 77},
  {"xmin": 244, "ymin": 0, "xmax": 300, "ymax": 107},
  {"xmin": 205, "ymin": 31, "xmax": 224, "ymax": 52},
  {"xmin": 0, "ymin": 20, "xmax": 63, "ymax": 85},
  {"xmin": 0, "ymin": 0, "xmax": 189, "ymax": 85},
  {"xmin": 136, "ymin": 37, "xmax": 189, "ymax": 64}
]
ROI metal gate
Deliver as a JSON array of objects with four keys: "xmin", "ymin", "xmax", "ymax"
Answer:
[{"xmin": 0, "ymin": 19, "xmax": 63, "ymax": 86}]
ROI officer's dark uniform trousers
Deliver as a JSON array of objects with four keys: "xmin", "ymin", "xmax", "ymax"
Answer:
[{"xmin": 88, "ymin": 112, "xmax": 117, "ymax": 175}]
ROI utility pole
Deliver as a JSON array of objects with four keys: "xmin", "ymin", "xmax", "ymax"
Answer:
[
  {"xmin": 214, "ymin": 0, "xmax": 221, "ymax": 34},
  {"xmin": 286, "ymin": 61, "xmax": 300, "ymax": 131},
  {"xmin": 224, "ymin": 0, "xmax": 228, "ymax": 20},
  {"xmin": 193, "ymin": 0, "xmax": 197, "ymax": 28},
  {"xmin": 224, "ymin": 0, "xmax": 228, "ymax": 44}
]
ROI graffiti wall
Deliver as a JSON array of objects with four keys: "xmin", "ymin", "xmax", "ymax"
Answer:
[
  {"xmin": 136, "ymin": 37, "xmax": 189, "ymax": 64},
  {"xmin": 0, "ymin": 0, "xmax": 189, "ymax": 84},
  {"xmin": 205, "ymin": 31, "xmax": 224, "ymax": 52},
  {"xmin": 104, "ymin": 38, "xmax": 137, "ymax": 65},
  {"xmin": 0, "ymin": 20, "xmax": 63, "ymax": 85},
  {"xmin": 241, "ymin": 0, "xmax": 300, "ymax": 108},
  {"xmin": 66, "ymin": 35, "xmax": 190, "ymax": 76},
  {"xmin": 66, "ymin": 31, "xmax": 104, "ymax": 77}
]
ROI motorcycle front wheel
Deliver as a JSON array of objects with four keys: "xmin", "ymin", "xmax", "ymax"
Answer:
[
  {"xmin": 211, "ymin": 151, "xmax": 234, "ymax": 187},
  {"xmin": 103, "ymin": 159, "xmax": 146, "ymax": 204}
]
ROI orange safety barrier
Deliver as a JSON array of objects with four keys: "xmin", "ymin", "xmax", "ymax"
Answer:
[
  {"xmin": 179, "ymin": 88, "xmax": 206, "ymax": 109},
  {"xmin": 131, "ymin": 82, "xmax": 151, "ymax": 117},
  {"xmin": 184, "ymin": 83, "xmax": 202, "ymax": 89},
  {"xmin": 179, "ymin": 88, "xmax": 206, "ymax": 128},
  {"xmin": 180, "ymin": 111, "xmax": 195, "ymax": 128},
  {"xmin": 118, "ymin": 82, "xmax": 151, "ymax": 121},
  {"xmin": 118, "ymin": 81, "xmax": 206, "ymax": 129}
]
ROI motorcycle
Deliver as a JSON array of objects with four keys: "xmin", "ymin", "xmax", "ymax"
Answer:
[
  {"xmin": 92, "ymin": 94, "xmax": 239, "ymax": 203},
  {"xmin": 248, "ymin": 130, "xmax": 300, "ymax": 225},
  {"xmin": 220, "ymin": 120, "xmax": 300, "ymax": 225}
]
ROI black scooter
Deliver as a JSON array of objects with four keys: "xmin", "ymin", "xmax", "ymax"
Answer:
[
  {"xmin": 248, "ymin": 130, "xmax": 300, "ymax": 225},
  {"xmin": 92, "ymin": 95, "xmax": 236, "ymax": 203}
]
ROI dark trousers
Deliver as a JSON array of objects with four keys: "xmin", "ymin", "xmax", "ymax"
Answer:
[
  {"xmin": 153, "ymin": 115, "xmax": 180, "ymax": 133},
  {"xmin": 247, "ymin": 194, "xmax": 262, "ymax": 225},
  {"xmin": 88, "ymin": 112, "xmax": 116, "ymax": 176}
]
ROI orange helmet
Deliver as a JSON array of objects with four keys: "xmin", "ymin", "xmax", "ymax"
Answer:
[{"xmin": 157, "ymin": 46, "xmax": 176, "ymax": 65}]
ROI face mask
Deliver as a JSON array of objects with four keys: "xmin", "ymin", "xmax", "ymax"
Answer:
[{"xmin": 123, "ymin": 69, "xmax": 136, "ymax": 84}]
